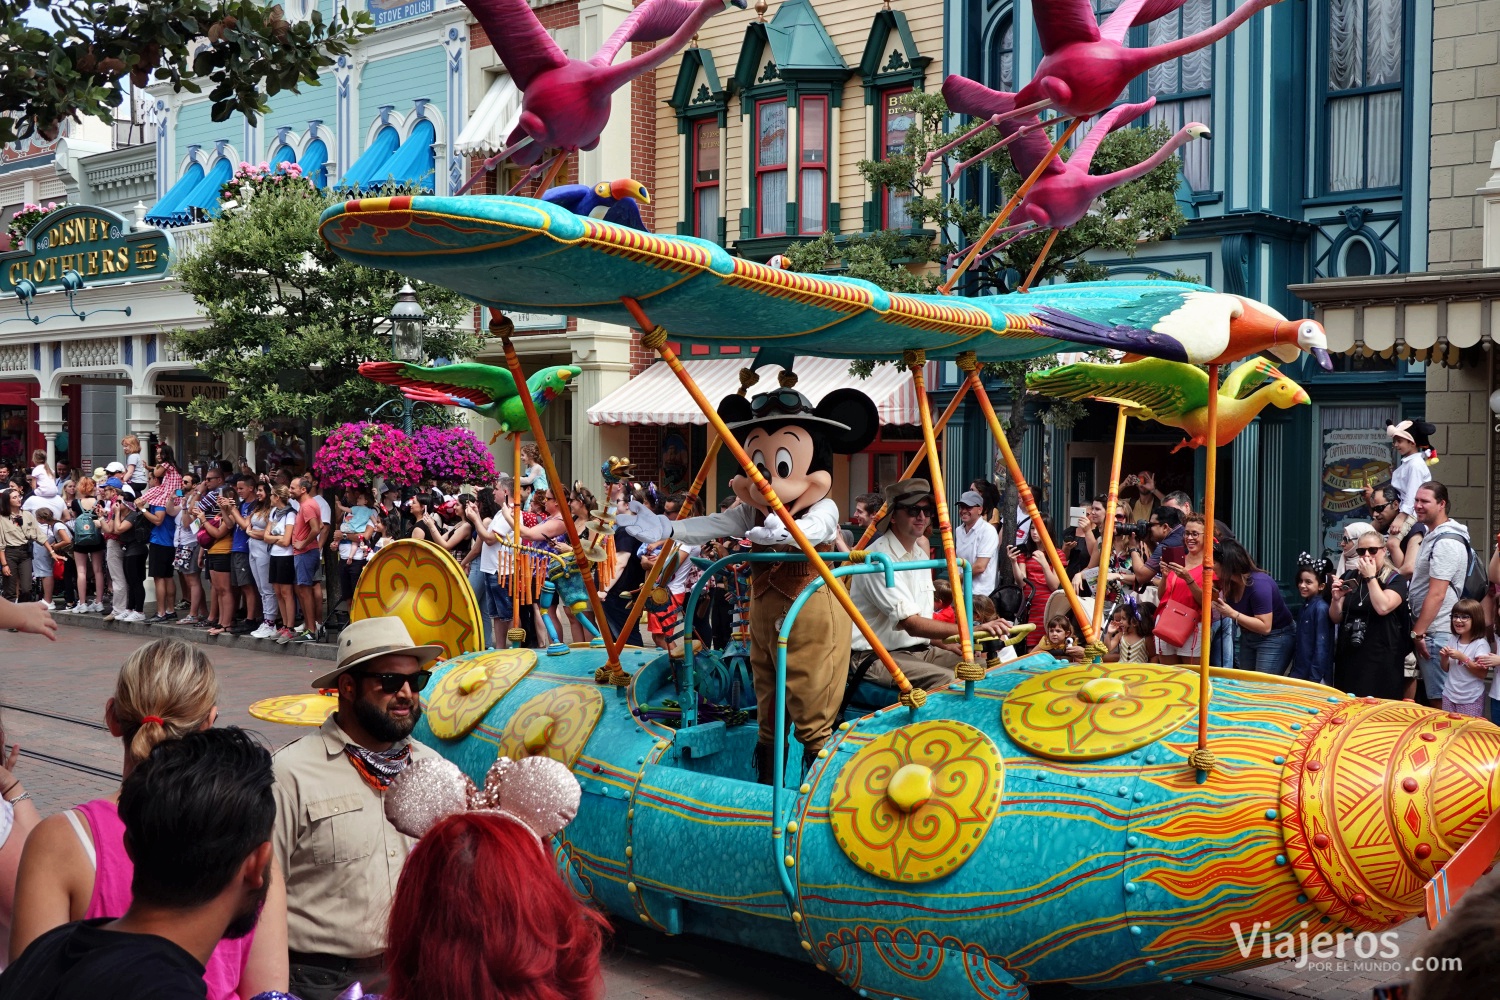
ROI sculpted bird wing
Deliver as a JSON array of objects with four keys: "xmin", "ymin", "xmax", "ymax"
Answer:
[
  {"xmin": 1069, "ymin": 98, "xmax": 1155, "ymax": 173},
  {"xmin": 461, "ymin": 0, "xmax": 569, "ymax": 91},
  {"xmin": 1032, "ymin": 0, "xmax": 1102, "ymax": 52},
  {"xmin": 593, "ymin": 0, "xmax": 707, "ymax": 66},
  {"xmin": 359, "ymin": 361, "xmax": 518, "ymax": 406},
  {"xmin": 1028, "ymin": 358, "xmax": 1208, "ymax": 418},
  {"xmin": 939, "ymin": 77, "xmax": 1061, "ymax": 177},
  {"xmin": 601, "ymin": 198, "xmax": 647, "ymax": 231},
  {"xmin": 1100, "ymin": 0, "xmax": 1188, "ymax": 43},
  {"xmin": 540, "ymin": 184, "xmax": 595, "ymax": 213}
]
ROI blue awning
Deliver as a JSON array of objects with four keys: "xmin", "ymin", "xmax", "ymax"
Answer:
[
  {"xmin": 340, "ymin": 125, "xmax": 401, "ymax": 191},
  {"xmin": 143, "ymin": 162, "xmax": 206, "ymax": 226},
  {"xmin": 175, "ymin": 156, "xmax": 235, "ymax": 224},
  {"xmin": 379, "ymin": 119, "xmax": 436, "ymax": 192},
  {"xmin": 299, "ymin": 138, "xmax": 329, "ymax": 189},
  {"xmin": 270, "ymin": 143, "xmax": 297, "ymax": 168}
]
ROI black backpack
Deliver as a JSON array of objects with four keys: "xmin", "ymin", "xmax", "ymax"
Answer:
[{"xmin": 1430, "ymin": 532, "xmax": 1489, "ymax": 603}]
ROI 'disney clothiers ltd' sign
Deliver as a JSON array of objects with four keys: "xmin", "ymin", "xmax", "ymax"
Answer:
[{"xmin": 0, "ymin": 205, "xmax": 172, "ymax": 294}]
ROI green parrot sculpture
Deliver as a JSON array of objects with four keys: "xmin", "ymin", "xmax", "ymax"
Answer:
[
  {"xmin": 359, "ymin": 360, "xmax": 581, "ymax": 434},
  {"xmin": 1027, "ymin": 356, "xmax": 1309, "ymax": 452}
]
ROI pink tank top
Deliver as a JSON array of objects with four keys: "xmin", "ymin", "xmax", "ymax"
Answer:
[{"xmin": 75, "ymin": 799, "xmax": 255, "ymax": 1000}]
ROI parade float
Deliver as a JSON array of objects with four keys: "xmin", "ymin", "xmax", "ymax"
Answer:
[{"xmin": 244, "ymin": 0, "xmax": 1500, "ymax": 997}]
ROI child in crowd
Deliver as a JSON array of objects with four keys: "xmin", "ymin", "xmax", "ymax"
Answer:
[
  {"xmin": 28, "ymin": 449, "xmax": 57, "ymax": 499},
  {"xmin": 1104, "ymin": 603, "xmax": 1154, "ymax": 662},
  {"xmin": 1439, "ymin": 598, "xmax": 1493, "ymax": 718},
  {"xmin": 1034, "ymin": 613, "xmax": 1088, "ymax": 663},
  {"xmin": 640, "ymin": 538, "xmax": 701, "ymax": 654},
  {"xmin": 933, "ymin": 578, "xmax": 956, "ymax": 623},
  {"xmin": 1290, "ymin": 553, "xmax": 1334, "ymax": 684}
]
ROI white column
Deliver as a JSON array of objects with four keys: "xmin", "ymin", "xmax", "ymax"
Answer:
[
  {"xmin": 566, "ymin": 320, "xmax": 633, "ymax": 492},
  {"xmin": 33, "ymin": 396, "xmax": 67, "ymax": 466},
  {"xmin": 124, "ymin": 393, "xmax": 164, "ymax": 442},
  {"xmin": 577, "ymin": 0, "xmax": 635, "ymax": 185},
  {"xmin": 1481, "ymin": 140, "xmax": 1500, "ymax": 268}
]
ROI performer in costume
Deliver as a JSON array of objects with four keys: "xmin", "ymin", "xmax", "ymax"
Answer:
[{"xmin": 616, "ymin": 380, "xmax": 878, "ymax": 784}]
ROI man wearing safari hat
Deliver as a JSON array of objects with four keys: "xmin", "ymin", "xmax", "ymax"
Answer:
[
  {"xmin": 848, "ymin": 479, "xmax": 1012, "ymax": 692},
  {"xmin": 270, "ymin": 617, "xmax": 443, "ymax": 999}
]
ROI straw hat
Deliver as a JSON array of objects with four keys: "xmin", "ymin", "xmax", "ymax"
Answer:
[{"xmin": 310, "ymin": 616, "xmax": 445, "ymax": 689}]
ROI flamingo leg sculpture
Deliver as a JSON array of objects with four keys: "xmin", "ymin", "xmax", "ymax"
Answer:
[{"xmin": 455, "ymin": 0, "xmax": 746, "ymax": 191}]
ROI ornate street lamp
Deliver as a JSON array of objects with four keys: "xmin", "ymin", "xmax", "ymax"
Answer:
[{"xmin": 389, "ymin": 283, "xmax": 426, "ymax": 432}]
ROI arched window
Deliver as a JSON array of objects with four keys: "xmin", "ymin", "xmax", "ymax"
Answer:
[
  {"xmin": 1341, "ymin": 237, "xmax": 1374, "ymax": 277},
  {"xmin": 989, "ymin": 13, "xmax": 1014, "ymax": 93},
  {"xmin": 1324, "ymin": 0, "xmax": 1404, "ymax": 192}
]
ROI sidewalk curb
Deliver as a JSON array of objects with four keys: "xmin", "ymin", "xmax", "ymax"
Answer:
[{"xmin": 53, "ymin": 611, "xmax": 339, "ymax": 660}]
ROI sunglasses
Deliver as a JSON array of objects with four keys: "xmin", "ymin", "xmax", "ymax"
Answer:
[
  {"xmin": 357, "ymin": 670, "xmax": 432, "ymax": 694},
  {"xmin": 897, "ymin": 503, "xmax": 935, "ymax": 518},
  {"xmin": 749, "ymin": 389, "xmax": 804, "ymax": 415},
  {"xmin": 1356, "ymin": 546, "xmax": 1382, "ymax": 555}
]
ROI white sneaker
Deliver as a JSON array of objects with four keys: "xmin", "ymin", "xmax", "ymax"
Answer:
[
  {"xmin": 122, "ymin": 610, "xmax": 143, "ymax": 622},
  {"xmin": 89, "ymin": 602, "xmax": 104, "ymax": 613},
  {"xmin": 250, "ymin": 623, "xmax": 277, "ymax": 639}
]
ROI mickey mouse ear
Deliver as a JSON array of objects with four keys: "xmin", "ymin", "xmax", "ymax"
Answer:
[
  {"xmin": 717, "ymin": 394, "xmax": 753, "ymax": 426},
  {"xmin": 814, "ymin": 388, "xmax": 879, "ymax": 454}
]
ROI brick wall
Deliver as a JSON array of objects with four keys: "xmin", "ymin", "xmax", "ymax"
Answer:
[
  {"xmin": 630, "ymin": 42, "xmax": 658, "ymax": 233},
  {"xmin": 629, "ymin": 425, "xmax": 661, "ymax": 481},
  {"xmin": 1428, "ymin": 0, "xmax": 1500, "ymax": 270},
  {"xmin": 1423, "ymin": 358, "xmax": 1492, "ymax": 525}
]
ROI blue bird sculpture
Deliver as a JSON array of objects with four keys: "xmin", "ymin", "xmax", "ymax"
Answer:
[{"xmin": 540, "ymin": 178, "xmax": 651, "ymax": 231}]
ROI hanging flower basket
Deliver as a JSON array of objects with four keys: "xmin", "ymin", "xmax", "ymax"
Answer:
[
  {"xmin": 410, "ymin": 426, "xmax": 497, "ymax": 484},
  {"xmin": 312, "ymin": 422, "xmax": 421, "ymax": 491}
]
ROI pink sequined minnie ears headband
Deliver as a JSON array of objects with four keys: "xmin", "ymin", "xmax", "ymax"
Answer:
[{"xmin": 384, "ymin": 755, "xmax": 581, "ymax": 843}]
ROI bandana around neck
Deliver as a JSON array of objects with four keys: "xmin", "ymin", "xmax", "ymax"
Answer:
[{"xmin": 343, "ymin": 742, "xmax": 412, "ymax": 791}]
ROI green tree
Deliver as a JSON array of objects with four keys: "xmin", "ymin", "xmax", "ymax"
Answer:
[
  {"xmin": 170, "ymin": 170, "xmax": 480, "ymax": 433},
  {"xmin": 785, "ymin": 91, "xmax": 1187, "ymax": 540},
  {"xmin": 0, "ymin": 1, "xmax": 371, "ymax": 144}
]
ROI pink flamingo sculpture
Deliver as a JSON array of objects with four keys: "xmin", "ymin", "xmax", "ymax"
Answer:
[
  {"xmin": 920, "ymin": 0, "xmax": 1278, "ymax": 176},
  {"xmin": 942, "ymin": 87, "xmax": 1208, "ymax": 268},
  {"xmin": 457, "ymin": 0, "xmax": 746, "ymax": 192}
]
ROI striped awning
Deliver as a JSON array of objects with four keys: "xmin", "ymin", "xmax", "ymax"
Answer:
[{"xmin": 587, "ymin": 356, "xmax": 936, "ymax": 426}]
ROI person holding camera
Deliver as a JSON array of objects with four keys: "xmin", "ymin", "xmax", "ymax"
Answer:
[
  {"xmin": 1129, "ymin": 507, "xmax": 1185, "ymax": 587},
  {"xmin": 1329, "ymin": 529, "xmax": 1409, "ymax": 699}
]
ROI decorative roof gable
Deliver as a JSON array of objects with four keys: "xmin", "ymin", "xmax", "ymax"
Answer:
[
  {"xmin": 859, "ymin": 9, "xmax": 930, "ymax": 85},
  {"xmin": 670, "ymin": 47, "xmax": 729, "ymax": 112},
  {"xmin": 733, "ymin": 0, "xmax": 849, "ymax": 90}
]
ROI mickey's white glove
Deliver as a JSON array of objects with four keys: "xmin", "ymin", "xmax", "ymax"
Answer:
[
  {"xmin": 745, "ymin": 521, "xmax": 793, "ymax": 547},
  {"xmin": 616, "ymin": 501, "xmax": 673, "ymax": 544}
]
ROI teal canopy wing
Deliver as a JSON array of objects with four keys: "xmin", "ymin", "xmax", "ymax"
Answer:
[{"xmin": 320, "ymin": 195, "xmax": 1213, "ymax": 363}]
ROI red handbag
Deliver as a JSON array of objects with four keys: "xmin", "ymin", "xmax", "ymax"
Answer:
[{"xmin": 1153, "ymin": 597, "xmax": 1201, "ymax": 648}]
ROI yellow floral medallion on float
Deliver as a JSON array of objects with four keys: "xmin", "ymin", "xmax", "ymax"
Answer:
[
  {"xmin": 496, "ymin": 685, "xmax": 604, "ymax": 768},
  {"xmin": 248, "ymin": 693, "xmax": 339, "ymax": 727},
  {"xmin": 828, "ymin": 720, "xmax": 1004, "ymax": 883},
  {"xmin": 349, "ymin": 539, "xmax": 484, "ymax": 659},
  {"xmin": 1002, "ymin": 664, "xmax": 1199, "ymax": 760},
  {"xmin": 424, "ymin": 648, "xmax": 539, "ymax": 740}
]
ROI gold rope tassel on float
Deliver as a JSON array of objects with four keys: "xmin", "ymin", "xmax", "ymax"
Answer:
[
  {"xmin": 1193, "ymin": 364, "xmax": 1221, "ymax": 782},
  {"xmin": 494, "ymin": 318, "xmax": 622, "ymax": 684},
  {"xmin": 905, "ymin": 350, "xmax": 980, "ymax": 683},
  {"xmin": 1090, "ymin": 404, "xmax": 1130, "ymax": 656},
  {"xmin": 957, "ymin": 351, "xmax": 1105, "ymax": 659},
  {"xmin": 622, "ymin": 296, "xmax": 926, "ymax": 708}
]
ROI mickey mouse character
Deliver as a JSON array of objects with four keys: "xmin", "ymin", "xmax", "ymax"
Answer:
[{"xmin": 616, "ymin": 378, "xmax": 878, "ymax": 784}]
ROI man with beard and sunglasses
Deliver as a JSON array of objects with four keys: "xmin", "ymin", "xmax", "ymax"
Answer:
[
  {"xmin": 269, "ymin": 617, "xmax": 443, "ymax": 1000},
  {"xmin": 0, "ymin": 728, "xmax": 276, "ymax": 1000}
]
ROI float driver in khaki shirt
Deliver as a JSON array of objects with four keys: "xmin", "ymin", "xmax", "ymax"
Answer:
[{"xmin": 271, "ymin": 617, "xmax": 444, "ymax": 1000}]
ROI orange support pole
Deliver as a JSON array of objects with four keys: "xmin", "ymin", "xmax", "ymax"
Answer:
[
  {"xmin": 495, "ymin": 326, "xmax": 617, "ymax": 678},
  {"xmin": 1193, "ymin": 364, "xmax": 1220, "ymax": 782},
  {"xmin": 959, "ymin": 352, "xmax": 1101, "ymax": 653},
  {"xmin": 940, "ymin": 118, "xmax": 1082, "ymax": 295},
  {"xmin": 508, "ymin": 432, "xmax": 524, "ymax": 646},
  {"xmin": 906, "ymin": 351, "xmax": 978, "ymax": 679},
  {"xmin": 1091, "ymin": 405, "xmax": 1129, "ymax": 654},
  {"xmin": 854, "ymin": 377, "xmax": 974, "ymax": 550},
  {"xmin": 1017, "ymin": 229, "xmax": 1060, "ymax": 294},
  {"xmin": 622, "ymin": 296, "xmax": 925, "ymax": 706}
]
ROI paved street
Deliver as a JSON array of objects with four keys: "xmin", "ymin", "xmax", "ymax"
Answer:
[{"xmin": 0, "ymin": 619, "xmax": 1465, "ymax": 1000}]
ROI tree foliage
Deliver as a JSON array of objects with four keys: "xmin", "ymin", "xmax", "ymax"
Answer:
[
  {"xmin": 170, "ymin": 172, "xmax": 479, "ymax": 433},
  {"xmin": 785, "ymin": 91, "xmax": 1188, "ymax": 534},
  {"xmin": 0, "ymin": 0, "xmax": 371, "ymax": 144}
]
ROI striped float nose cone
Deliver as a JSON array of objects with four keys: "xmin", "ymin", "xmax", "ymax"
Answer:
[{"xmin": 1278, "ymin": 699, "xmax": 1500, "ymax": 930}]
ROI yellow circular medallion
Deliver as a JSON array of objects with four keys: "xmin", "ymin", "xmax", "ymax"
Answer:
[
  {"xmin": 423, "ymin": 648, "xmax": 539, "ymax": 740},
  {"xmin": 828, "ymin": 720, "xmax": 1003, "ymax": 883},
  {"xmin": 248, "ymin": 693, "xmax": 339, "ymax": 727},
  {"xmin": 349, "ymin": 539, "xmax": 484, "ymax": 659},
  {"xmin": 1002, "ymin": 664, "xmax": 1200, "ymax": 760},
  {"xmin": 496, "ymin": 685, "xmax": 604, "ymax": 768}
]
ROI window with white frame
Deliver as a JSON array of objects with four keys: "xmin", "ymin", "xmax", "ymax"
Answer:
[
  {"xmin": 755, "ymin": 98, "xmax": 789, "ymax": 237},
  {"xmin": 798, "ymin": 96, "xmax": 829, "ymax": 234},
  {"xmin": 690, "ymin": 119, "xmax": 720, "ymax": 241}
]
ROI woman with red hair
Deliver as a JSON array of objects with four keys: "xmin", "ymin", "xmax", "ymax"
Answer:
[{"xmin": 384, "ymin": 811, "xmax": 607, "ymax": 1000}]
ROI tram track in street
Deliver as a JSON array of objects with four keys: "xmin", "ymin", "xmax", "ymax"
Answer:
[{"xmin": 0, "ymin": 700, "xmax": 123, "ymax": 784}]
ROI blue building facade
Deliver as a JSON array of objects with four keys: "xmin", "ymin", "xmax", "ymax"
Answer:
[
  {"xmin": 937, "ymin": 0, "xmax": 1433, "ymax": 577},
  {"xmin": 145, "ymin": 0, "xmax": 473, "ymax": 227}
]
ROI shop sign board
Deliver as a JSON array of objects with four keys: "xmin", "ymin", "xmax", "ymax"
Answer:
[
  {"xmin": 158, "ymin": 380, "xmax": 228, "ymax": 403},
  {"xmin": 367, "ymin": 0, "xmax": 433, "ymax": 28},
  {"xmin": 0, "ymin": 206, "xmax": 172, "ymax": 295}
]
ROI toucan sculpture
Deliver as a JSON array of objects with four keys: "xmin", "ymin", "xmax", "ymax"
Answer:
[
  {"xmin": 541, "ymin": 179, "xmax": 651, "ymax": 231},
  {"xmin": 359, "ymin": 361, "xmax": 581, "ymax": 434}
]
